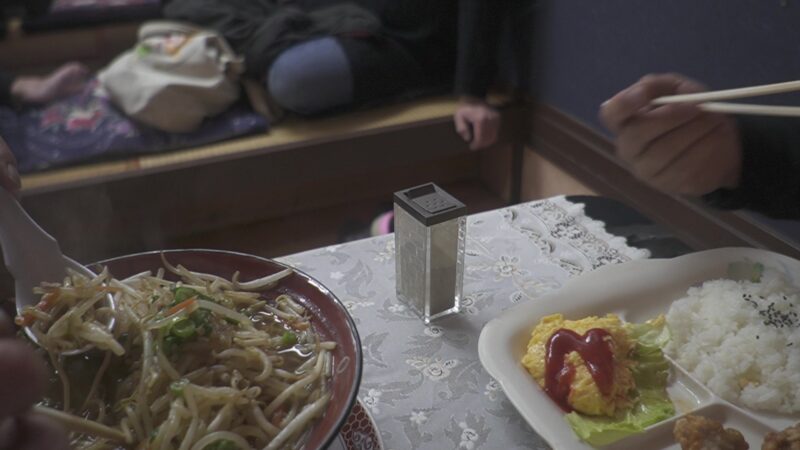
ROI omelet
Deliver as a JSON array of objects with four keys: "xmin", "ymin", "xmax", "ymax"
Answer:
[{"xmin": 521, "ymin": 313, "xmax": 636, "ymax": 417}]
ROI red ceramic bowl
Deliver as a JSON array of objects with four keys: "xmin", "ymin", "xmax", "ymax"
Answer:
[{"xmin": 93, "ymin": 249, "xmax": 363, "ymax": 450}]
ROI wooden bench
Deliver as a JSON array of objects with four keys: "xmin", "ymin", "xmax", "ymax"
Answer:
[{"xmin": 19, "ymin": 96, "xmax": 527, "ymax": 263}]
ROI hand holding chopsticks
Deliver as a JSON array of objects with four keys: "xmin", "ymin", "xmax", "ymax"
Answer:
[
  {"xmin": 599, "ymin": 73, "xmax": 744, "ymax": 196},
  {"xmin": 653, "ymin": 79, "xmax": 800, "ymax": 117}
]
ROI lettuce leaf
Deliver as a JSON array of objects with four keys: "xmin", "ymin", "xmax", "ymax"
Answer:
[
  {"xmin": 626, "ymin": 316, "xmax": 670, "ymax": 348},
  {"xmin": 565, "ymin": 388, "xmax": 675, "ymax": 446},
  {"xmin": 628, "ymin": 317, "xmax": 671, "ymax": 390},
  {"xmin": 565, "ymin": 317, "xmax": 675, "ymax": 447}
]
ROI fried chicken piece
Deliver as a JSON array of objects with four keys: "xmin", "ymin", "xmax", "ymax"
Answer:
[
  {"xmin": 674, "ymin": 415, "xmax": 749, "ymax": 450},
  {"xmin": 763, "ymin": 422, "xmax": 800, "ymax": 450}
]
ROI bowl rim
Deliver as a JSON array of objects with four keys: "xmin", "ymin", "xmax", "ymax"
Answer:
[{"xmin": 93, "ymin": 248, "xmax": 363, "ymax": 450}]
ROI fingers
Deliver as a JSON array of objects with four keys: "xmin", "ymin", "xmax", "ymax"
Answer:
[
  {"xmin": 471, "ymin": 119, "xmax": 485, "ymax": 150},
  {"xmin": 454, "ymin": 113, "xmax": 472, "ymax": 142},
  {"xmin": 648, "ymin": 129, "xmax": 722, "ymax": 194},
  {"xmin": 631, "ymin": 113, "xmax": 726, "ymax": 179},
  {"xmin": 471, "ymin": 116, "xmax": 499, "ymax": 150},
  {"xmin": 0, "ymin": 341, "xmax": 46, "ymax": 418},
  {"xmin": 615, "ymin": 103, "xmax": 703, "ymax": 161},
  {"xmin": 600, "ymin": 73, "xmax": 707, "ymax": 133},
  {"xmin": 13, "ymin": 413, "xmax": 69, "ymax": 450},
  {"xmin": 454, "ymin": 103, "xmax": 500, "ymax": 150},
  {"xmin": 667, "ymin": 120, "xmax": 740, "ymax": 194},
  {"xmin": 471, "ymin": 123, "xmax": 497, "ymax": 150}
]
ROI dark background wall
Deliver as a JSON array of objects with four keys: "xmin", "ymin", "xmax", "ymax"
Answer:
[{"xmin": 532, "ymin": 0, "xmax": 800, "ymax": 134}]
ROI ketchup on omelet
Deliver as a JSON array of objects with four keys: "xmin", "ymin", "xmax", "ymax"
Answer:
[{"xmin": 545, "ymin": 328, "xmax": 615, "ymax": 412}]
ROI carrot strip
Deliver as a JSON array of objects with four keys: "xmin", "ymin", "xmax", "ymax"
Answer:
[
  {"xmin": 14, "ymin": 313, "xmax": 34, "ymax": 327},
  {"xmin": 35, "ymin": 291, "xmax": 61, "ymax": 312},
  {"xmin": 166, "ymin": 297, "xmax": 197, "ymax": 317}
]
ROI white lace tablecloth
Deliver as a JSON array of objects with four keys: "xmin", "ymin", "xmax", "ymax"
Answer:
[{"xmin": 277, "ymin": 196, "xmax": 649, "ymax": 450}]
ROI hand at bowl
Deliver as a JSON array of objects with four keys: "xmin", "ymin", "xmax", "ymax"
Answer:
[
  {"xmin": 0, "ymin": 310, "xmax": 68, "ymax": 450},
  {"xmin": 599, "ymin": 73, "xmax": 743, "ymax": 196}
]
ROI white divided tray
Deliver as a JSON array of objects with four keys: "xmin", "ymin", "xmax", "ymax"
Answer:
[{"xmin": 478, "ymin": 247, "xmax": 800, "ymax": 449}]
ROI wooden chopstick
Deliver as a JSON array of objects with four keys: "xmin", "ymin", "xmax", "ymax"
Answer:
[
  {"xmin": 653, "ymin": 80, "xmax": 800, "ymax": 105},
  {"xmin": 696, "ymin": 102, "xmax": 800, "ymax": 117},
  {"xmin": 34, "ymin": 405, "xmax": 128, "ymax": 443}
]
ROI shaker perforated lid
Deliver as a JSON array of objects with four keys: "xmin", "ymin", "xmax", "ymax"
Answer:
[{"xmin": 393, "ymin": 183, "xmax": 466, "ymax": 226}]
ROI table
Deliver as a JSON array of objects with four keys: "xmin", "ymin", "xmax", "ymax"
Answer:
[{"xmin": 276, "ymin": 196, "xmax": 667, "ymax": 449}]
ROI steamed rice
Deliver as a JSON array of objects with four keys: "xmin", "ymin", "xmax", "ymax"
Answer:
[{"xmin": 665, "ymin": 275, "xmax": 800, "ymax": 413}]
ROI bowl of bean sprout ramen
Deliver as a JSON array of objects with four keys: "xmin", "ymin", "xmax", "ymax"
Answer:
[{"xmin": 23, "ymin": 249, "xmax": 362, "ymax": 450}]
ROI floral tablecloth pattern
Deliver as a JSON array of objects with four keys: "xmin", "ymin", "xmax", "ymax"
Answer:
[{"xmin": 277, "ymin": 196, "xmax": 649, "ymax": 449}]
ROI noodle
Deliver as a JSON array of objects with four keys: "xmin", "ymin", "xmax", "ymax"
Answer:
[
  {"xmin": 232, "ymin": 425, "xmax": 269, "ymax": 443},
  {"xmin": 207, "ymin": 401, "xmax": 233, "ymax": 432},
  {"xmin": 123, "ymin": 406, "xmax": 144, "ymax": 443},
  {"xmin": 191, "ymin": 431, "xmax": 253, "ymax": 450},
  {"xmin": 263, "ymin": 394, "xmax": 331, "ymax": 450},
  {"xmin": 233, "ymin": 268, "xmax": 293, "ymax": 291},
  {"xmin": 18, "ymin": 260, "xmax": 336, "ymax": 450},
  {"xmin": 250, "ymin": 404, "xmax": 281, "ymax": 437},
  {"xmin": 82, "ymin": 351, "xmax": 112, "ymax": 411},
  {"xmin": 48, "ymin": 349, "xmax": 70, "ymax": 411}
]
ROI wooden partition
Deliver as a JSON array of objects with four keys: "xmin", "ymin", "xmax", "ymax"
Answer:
[{"xmin": 19, "ymin": 97, "xmax": 527, "ymax": 263}]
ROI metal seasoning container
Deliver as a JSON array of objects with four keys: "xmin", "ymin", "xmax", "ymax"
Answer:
[{"xmin": 394, "ymin": 183, "xmax": 466, "ymax": 324}]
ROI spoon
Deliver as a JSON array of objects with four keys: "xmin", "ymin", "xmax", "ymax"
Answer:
[{"xmin": 0, "ymin": 188, "xmax": 114, "ymax": 355}]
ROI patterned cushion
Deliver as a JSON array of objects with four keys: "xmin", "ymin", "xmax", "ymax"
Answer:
[{"xmin": 0, "ymin": 79, "xmax": 268, "ymax": 173}]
